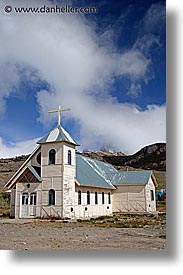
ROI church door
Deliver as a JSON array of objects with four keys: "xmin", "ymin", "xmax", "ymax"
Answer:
[
  {"xmin": 29, "ymin": 192, "xmax": 37, "ymax": 216},
  {"xmin": 21, "ymin": 192, "xmax": 37, "ymax": 218},
  {"xmin": 21, "ymin": 192, "xmax": 29, "ymax": 217}
]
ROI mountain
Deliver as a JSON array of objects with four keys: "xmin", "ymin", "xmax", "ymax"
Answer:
[
  {"xmin": 80, "ymin": 143, "xmax": 166, "ymax": 171},
  {"xmin": 0, "ymin": 155, "xmax": 29, "ymax": 188},
  {"xmin": 104, "ymin": 143, "xmax": 166, "ymax": 171},
  {"xmin": 80, "ymin": 150, "xmax": 125, "ymax": 161}
]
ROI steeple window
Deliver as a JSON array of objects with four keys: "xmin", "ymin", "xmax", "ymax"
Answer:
[{"xmin": 49, "ymin": 149, "xmax": 56, "ymax": 164}]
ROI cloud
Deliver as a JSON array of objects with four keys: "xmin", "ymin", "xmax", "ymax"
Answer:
[
  {"xmin": 117, "ymin": 50, "xmax": 150, "ymax": 79},
  {"xmin": 133, "ymin": 34, "xmax": 161, "ymax": 57},
  {"xmin": 0, "ymin": 136, "xmax": 38, "ymax": 158},
  {"xmin": 0, "ymin": 0, "xmax": 166, "ymax": 155},
  {"xmin": 116, "ymin": 49, "xmax": 150, "ymax": 96},
  {"xmin": 71, "ymin": 99, "xmax": 166, "ymax": 154},
  {"xmin": 0, "ymin": 63, "xmax": 20, "ymax": 116},
  {"xmin": 142, "ymin": 2, "xmax": 166, "ymax": 34}
]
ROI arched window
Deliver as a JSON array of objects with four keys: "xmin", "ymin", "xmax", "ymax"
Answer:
[
  {"xmin": 108, "ymin": 192, "xmax": 111, "ymax": 204},
  {"xmin": 49, "ymin": 149, "xmax": 56, "ymax": 165},
  {"xmin": 78, "ymin": 190, "xmax": 81, "ymax": 205},
  {"xmin": 48, "ymin": 189, "xmax": 55, "ymax": 205},
  {"xmin": 30, "ymin": 192, "xmax": 37, "ymax": 205},
  {"xmin": 87, "ymin": 191, "xmax": 90, "ymax": 205},
  {"xmin": 102, "ymin": 192, "xmax": 105, "ymax": 204},
  {"xmin": 68, "ymin": 150, "xmax": 71, "ymax": 165},
  {"xmin": 150, "ymin": 190, "xmax": 154, "ymax": 201},
  {"xmin": 95, "ymin": 192, "xmax": 98, "ymax": 204},
  {"xmin": 22, "ymin": 193, "xmax": 28, "ymax": 205}
]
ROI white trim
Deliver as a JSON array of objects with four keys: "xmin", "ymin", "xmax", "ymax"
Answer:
[
  {"xmin": 5, "ymin": 145, "xmax": 41, "ymax": 188},
  {"xmin": 75, "ymin": 180, "xmax": 81, "ymax": 186},
  {"xmin": 19, "ymin": 193, "xmax": 22, "ymax": 218}
]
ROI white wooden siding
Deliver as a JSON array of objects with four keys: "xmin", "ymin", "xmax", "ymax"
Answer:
[
  {"xmin": 112, "ymin": 185, "xmax": 146, "ymax": 213},
  {"xmin": 74, "ymin": 186, "xmax": 113, "ymax": 218}
]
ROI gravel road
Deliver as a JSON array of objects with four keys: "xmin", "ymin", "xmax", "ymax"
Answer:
[{"xmin": 0, "ymin": 218, "xmax": 166, "ymax": 250}]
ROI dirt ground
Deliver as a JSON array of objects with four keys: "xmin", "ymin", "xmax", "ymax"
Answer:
[{"xmin": 0, "ymin": 214, "xmax": 166, "ymax": 250}]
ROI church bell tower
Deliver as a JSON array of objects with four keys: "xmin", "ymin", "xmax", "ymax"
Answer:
[{"xmin": 37, "ymin": 106, "xmax": 79, "ymax": 219}]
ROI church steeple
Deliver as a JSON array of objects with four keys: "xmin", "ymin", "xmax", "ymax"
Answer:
[{"xmin": 37, "ymin": 105, "xmax": 79, "ymax": 146}]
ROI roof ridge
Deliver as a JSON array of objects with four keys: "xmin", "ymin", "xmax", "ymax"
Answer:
[{"xmin": 77, "ymin": 153, "xmax": 117, "ymax": 169}]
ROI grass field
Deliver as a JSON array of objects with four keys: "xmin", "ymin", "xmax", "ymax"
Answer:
[{"xmin": 153, "ymin": 170, "xmax": 166, "ymax": 191}]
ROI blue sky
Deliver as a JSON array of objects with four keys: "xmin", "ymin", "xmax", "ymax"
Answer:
[{"xmin": 0, "ymin": 0, "xmax": 166, "ymax": 157}]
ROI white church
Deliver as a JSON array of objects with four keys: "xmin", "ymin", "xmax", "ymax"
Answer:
[{"xmin": 6, "ymin": 106, "xmax": 157, "ymax": 219}]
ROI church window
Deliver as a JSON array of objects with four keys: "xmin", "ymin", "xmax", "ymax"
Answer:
[
  {"xmin": 22, "ymin": 193, "xmax": 29, "ymax": 205},
  {"xmin": 87, "ymin": 191, "xmax": 90, "ymax": 205},
  {"xmin": 150, "ymin": 190, "xmax": 154, "ymax": 201},
  {"xmin": 95, "ymin": 192, "xmax": 98, "ymax": 204},
  {"xmin": 78, "ymin": 190, "xmax": 81, "ymax": 205},
  {"xmin": 49, "ymin": 149, "xmax": 56, "ymax": 165},
  {"xmin": 30, "ymin": 192, "xmax": 37, "ymax": 205},
  {"xmin": 108, "ymin": 192, "xmax": 111, "ymax": 204},
  {"xmin": 68, "ymin": 150, "xmax": 71, "ymax": 165},
  {"xmin": 37, "ymin": 152, "xmax": 41, "ymax": 165},
  {"xmin": 48, "ymin": 189, "xmax": 55, "ymax": 205},
  {"xmin": 102, "ymin": 192, "xmax": 105, "ymax": 204}
]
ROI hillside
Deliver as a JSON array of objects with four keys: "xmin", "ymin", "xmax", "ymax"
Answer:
[
  {"xmin": 0, "ymin": 155, "xmax": 29, "ymax": 189},
  {"xmin": 104, "ymin": 143, "xmax": 166, "ymax": 171},
  {"xmin": 81, "ymin": 143, "xmax": 166, "ymax": 171},
  {"xmin": 0, "ymin": 143, "xmax": 166, "ymax": 189}
]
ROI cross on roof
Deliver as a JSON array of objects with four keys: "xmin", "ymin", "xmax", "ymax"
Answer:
[{"xmin": 48, "ymin": 105, "xmax": 71, "ymax": 126}]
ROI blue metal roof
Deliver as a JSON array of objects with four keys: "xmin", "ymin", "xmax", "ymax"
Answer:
[
  {"xmin": 76, "ymin": 154, "xmax": 116, "ymax": 189},
  {"xmin": 76, "ymin": 155, "xmax": 152, "ymax": 188},
  {"xmin": 112, "ymin": 170, "xmax": 152, "ymax": 185},
  {"xmin": 37, "ymin": 125, "xmax": 79, "ymax": 145}
]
